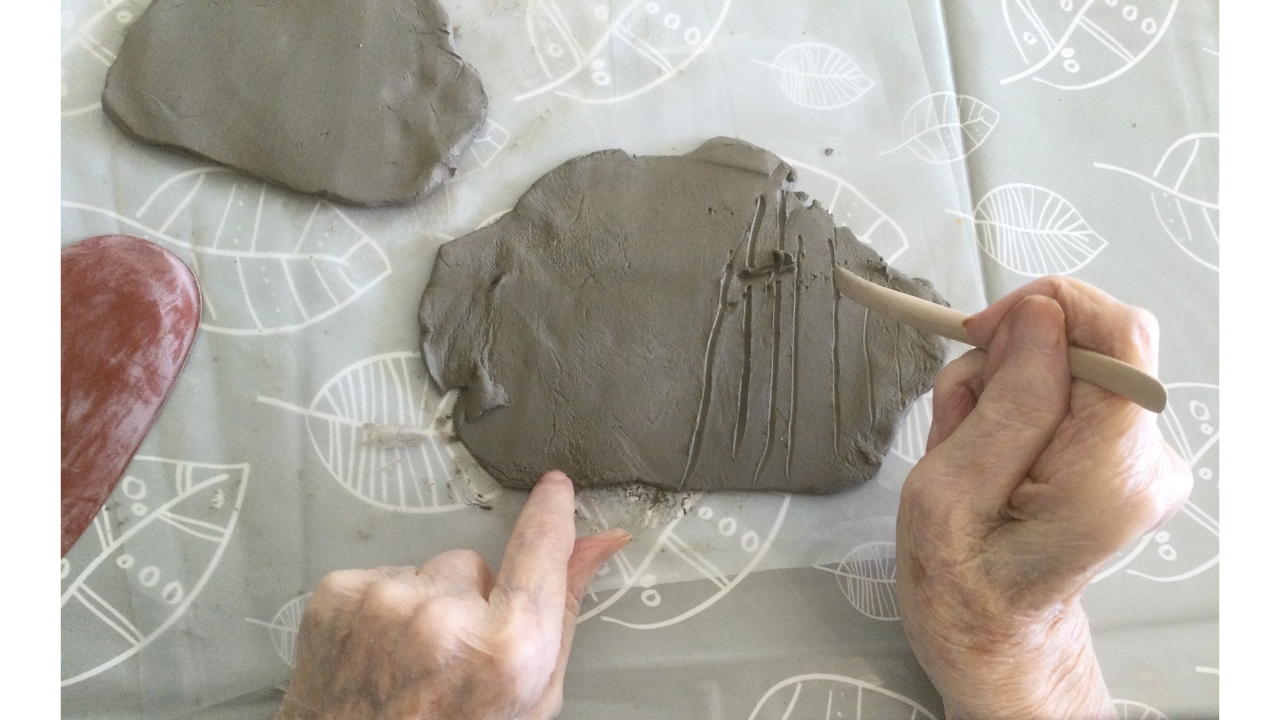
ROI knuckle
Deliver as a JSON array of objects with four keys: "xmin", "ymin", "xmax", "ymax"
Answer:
[
  {"xmin": 898, "ymin": 478, "xmax": 932, "ymax": 523},
  {"xmin": 360, "ymin": 578, "xmax": 418, "ymax": 618},
  {"xmin": 899, "ymin": 459, "xmax": 958, "ymax": 520},
  {"xmin": 898, "ymin": 464, "xmax": 930, "ymax": 507},
  {"xmin": 540, "ymin": 691, "xmax": 565, "ymax": 717},
  {"xmin": 314, "ymin": 569, "xmax": 366, "ymax": 600},
  {"xmin": 438, "ymin": 548, "xmax": 489, "ymax": 575},
  {"xmin": 1125, "ymin": 306, "xmax": 1160, "ymax": 349},
  {"xmin": 407, "ymin": 598, "xmax": 471, "ymax": 656},
  {"xmin": 931, "ymin": 350, "xmax": 984, "ymax": 402},
  {"xmin": 415, "ymin": 596, "xmax": 472, "ymax": 634},
  {"xmin": 489, "ymin": 631, "xmax": 545, "ymax": 686},
  {"xmin": 933, "ymin": 356, "xmax": 967, "ymax": 390},
  {"xmin": 1039, "ymin": 275, "xmax": 1072, "ymax": 298},
  {"xmin": 1151, "ymin": 446, "xmax": 1194, "ymax": 513},
  {"xmin": 1105, "ymin": 432, "xmax": 1195, "ymax": 538}
]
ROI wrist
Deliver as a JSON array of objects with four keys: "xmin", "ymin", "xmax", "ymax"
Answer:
[{"xmin": 903, "ymin": 594, "xmax": 1114, "ymax": 720}]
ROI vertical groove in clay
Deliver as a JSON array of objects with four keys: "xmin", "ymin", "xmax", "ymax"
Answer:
[
  {"xmin": 733, "ymin": 291, "xmax": 753, "ymax": 460},
  {"xmin": 680, "ymin": 260, "xmax": 737, "ymax": 490},
  {"xmin": 893, "ymin": 320, "xmax": 905, "ymax": 405},
  {"xmin": 733, "ymin": 195, "xmax": 767, "ymax": 458},
  {"xmin": 862, "ymin": 306, "xmax": 876, "ymax": 427},
  {"xmin": 747, "ymin": 194, "xmax": 767, "ymax": 261},
  {"xmin": 786, "ymin": 233, "xmax": 803, "ymax": 477},
  {"xmin": 751, "ymin": 189, "xmax": 789, "ymax": 486},
  {"xmin": 752, "ymin": 276, "xmax": 784, "ymax": 487},
  {"xmin": 775, "ymin": 189, "xmax": 788, "ymax": 253},
  {"xmin": 828, "ymin": 235, "xmax": 842, "ymax": 456}
]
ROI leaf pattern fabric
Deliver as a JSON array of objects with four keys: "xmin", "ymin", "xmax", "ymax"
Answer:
[{"xmin": 60, "ymin": 0, "xmax": 1218, "ymax": 716}]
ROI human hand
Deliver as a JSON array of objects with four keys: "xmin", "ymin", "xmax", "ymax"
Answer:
[
  {"xmin": 274, "ymin": 471, "xmax": 630, "ymax": 720},
  {"xmin": 894, "ymin": 277, "xmax": 1192, "ymax": 720}
]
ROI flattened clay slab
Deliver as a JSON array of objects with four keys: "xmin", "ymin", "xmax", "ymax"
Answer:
[
  {"xmin": 62, "ymin": 236, "xmax": 201, "ymax": 556},
  {"xmin": 102, "ymin": 0, "xmax": 486, "ymax": 205},
  {"xmin": 419, "ymin": 138, "xmax": 948, "ymax": 493}
]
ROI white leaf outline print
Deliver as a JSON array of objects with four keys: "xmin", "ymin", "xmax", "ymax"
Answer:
[
  {"xmin": 1000, "ymin": 0, "xmax": 1178, "ymax": 90},
  {"xmin": 782, "ymin": 158, "xmax": 909, "ymax": 264},
  {"xmin": 1112, "ymin": 700, "xmax": 1169, "ymax": 720},
  {"xmin": 880, "ymin": 92, "xmax": 1000, "ymax": 163},
  {"xmin": 518, "ymin": 0, "xmax": 735, "ymax": 105},
  {"xmin": 957, "ymin": 183, "xmax": 1108, "ymax": 277},
  {"xmin": 61, "ymin": 0, "xmax": 144, "ymax": 118},
  {"xmin": 246, "ymin": 592, "xmax": 312, "ymax": 668},
  {"xmin": 456, "ymin": 120, "xmax": 511, "ymax": 176},
  {"xmin": 746, "ymin": 673, "xmax": 940, "ymax": 720},
  {"xmin": 814, "ymin": 541, "xmax": 900, "ymax": 620},
  {"xmin": 754, "ymin": 42, "xmax": 875, "ymax": 109},
  {"xmin": 1094, "ymin": 132, "xmax": 1219, "ymax": 271},
  {"xmin": 257, "ymin": 352, "xmax": 497, "ymax": 514},
  {"xmin": 62, "ymin": 167, "xmax": 392, "ymax": 336},
  {"xmin": 61, "ymin": 457, "xmax": 250, "ymax": 686},
  {"xmin": 1092, "ymin": 383, "xmax": 1218, "ymax": 584},
  {"xmin": 576, "ymin": 494, "xmax": 789, "ymax": 630}
]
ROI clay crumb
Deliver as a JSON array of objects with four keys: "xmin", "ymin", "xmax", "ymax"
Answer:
[
  {"xmin": 362, "ymin": 423, "xmax": 431, "ymax": 447},
  {"xmin": 824, "ymin": 147, "xmax": 834, "ymax": 156}
]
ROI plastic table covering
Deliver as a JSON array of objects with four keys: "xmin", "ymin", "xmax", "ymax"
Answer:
[{"xmin": 60, "ymin": 0, "xmax": 1219, "ymax": 718}]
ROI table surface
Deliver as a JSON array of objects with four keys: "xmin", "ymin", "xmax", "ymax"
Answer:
[{"xmin": 60, "ymin": 1, "xmax": 1219, "ymax": 717}]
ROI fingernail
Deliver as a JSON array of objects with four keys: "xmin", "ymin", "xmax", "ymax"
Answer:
[
  {"xmin": 602, "ymin": 528, "xmax": 631, "ymax": 545},
  {"xmin": 1013, "ymin": 298, "xmax": 1062, "ymax": 353}
]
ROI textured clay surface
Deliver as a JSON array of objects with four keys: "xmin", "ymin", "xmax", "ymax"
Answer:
[
  {"xmin": 419, "ymin": 138, "xmax": 948, "ymax": 493},
  {"xmin": 102, "ymin": 0, "xmax": 487, "ymax": 205}
]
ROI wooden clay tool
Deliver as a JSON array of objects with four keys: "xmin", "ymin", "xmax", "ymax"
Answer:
[
  {"xmin": 62, "ymin": 235, "xmax": 201, "ymax": 556},
  {"xmin": 833, "ymin": 268, "xmax": 1167, "ymax": 413}
]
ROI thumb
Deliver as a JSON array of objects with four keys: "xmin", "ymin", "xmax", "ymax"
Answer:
[
  {"xmin": 565, "ymin": 529, "xmax": 632, "ymax": 615},
  {"xmin": 522, "ymin": 529, "xmax": 630, "ymax": 720},
  {"xmin": 932, "ymin": 296, "xmax": 1071, "ymax": 519}
]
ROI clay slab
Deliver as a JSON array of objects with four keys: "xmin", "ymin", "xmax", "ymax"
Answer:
[
  {"xmin": 419, "ymin": 138, "xmax": 948, "ymax": 494},
  {"xmin": 102, "ymin": 0, "xmax": 487, "ymax": 205}
]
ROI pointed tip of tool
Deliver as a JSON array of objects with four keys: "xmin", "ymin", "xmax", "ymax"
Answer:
[
  {"xmin": 832, "ymin": 266, "xmax": 864, "ymax": 304},
  {"xmin": 1141, "ymin": 382, "xmax": 1168, "ymax": 414}
]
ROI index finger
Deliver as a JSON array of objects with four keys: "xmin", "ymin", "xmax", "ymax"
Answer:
[
  {"xmin": 962, "ymin": 276, "xmax": 1160, "ymax": 374},
  {"xmin": 491, "ymin": 471, "xmax": 577, "ymax": 615}
]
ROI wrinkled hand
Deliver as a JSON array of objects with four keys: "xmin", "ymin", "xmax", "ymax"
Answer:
[
  {"xmin": 274, "ymin": 472, "xmax": 630, "ymax": 720},
  {"xmin": 896, "ymin": 278, "xmax": 1192, "ymax": 720}
]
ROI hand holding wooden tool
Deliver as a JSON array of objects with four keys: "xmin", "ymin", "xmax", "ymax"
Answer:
[{"xmin": 833, "ymin": 267, "xmax": 1167, "ymax": 413}]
